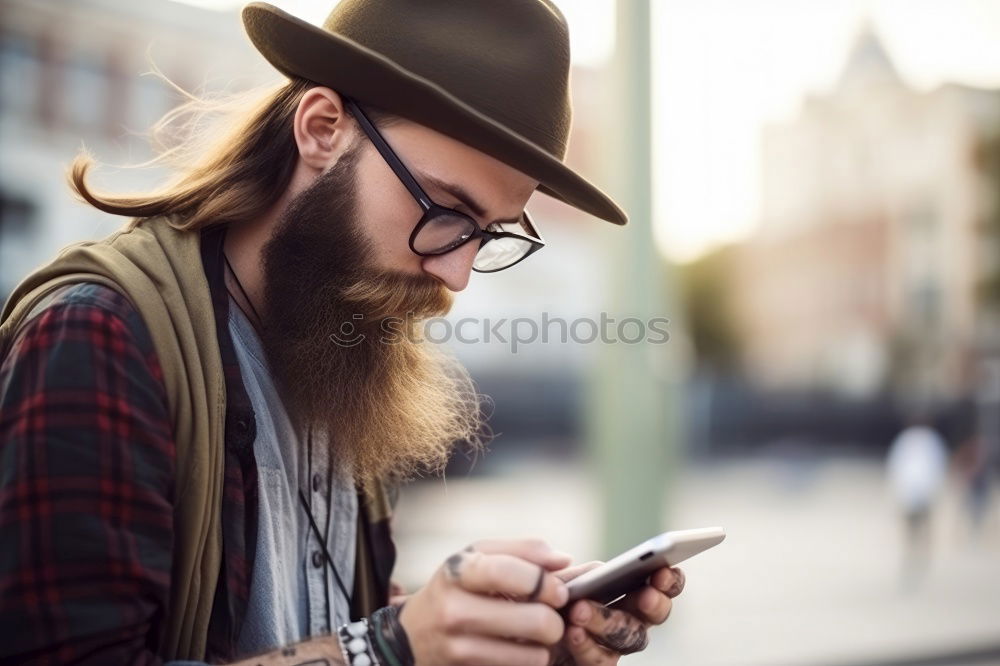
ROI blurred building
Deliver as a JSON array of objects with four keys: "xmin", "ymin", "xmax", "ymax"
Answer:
[
  {"xmin": 0, "ymin": 0, "xmax": 276, "ymax": 297},
  {"xmin": 733, "ymin": 23, "xmax": 1000, "ymax": 405}
]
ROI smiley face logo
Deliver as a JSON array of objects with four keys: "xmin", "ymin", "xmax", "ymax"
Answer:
[{"xmin": 329, "ymin": 314, "xmax": 366, "ymax": 347}]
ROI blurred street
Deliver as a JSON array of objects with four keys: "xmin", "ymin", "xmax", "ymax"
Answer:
[{"xmin": 393, "ymin": 454, "xmax": 1000, "ymax": 665}]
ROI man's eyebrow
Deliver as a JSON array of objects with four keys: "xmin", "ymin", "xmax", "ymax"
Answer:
[{"xmin": 419, "ymin": 171, "xmax": 524, "ymax": 227}]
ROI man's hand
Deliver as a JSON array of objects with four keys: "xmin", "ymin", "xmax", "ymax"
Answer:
[
  {"xmin": 399, "ymin": 538, "xmax": 572, "ymax": 666},
  {"xmin": 550, "ymin": 563, "xmax": 686, "ymax": 665}
]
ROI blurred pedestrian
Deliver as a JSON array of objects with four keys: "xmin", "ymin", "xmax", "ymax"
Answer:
[
  {"xmin": 953, "ymin": 435, "xmax": 994, "ymax": 542},
  {"xmin": 885, "ymin": 418, "xmax": 949, "ymax": 587}
]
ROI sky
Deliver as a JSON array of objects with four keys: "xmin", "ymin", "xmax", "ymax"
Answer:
[{"xmin": 173, "ymin": 0, "xmax": 1000, "ymax": 262}]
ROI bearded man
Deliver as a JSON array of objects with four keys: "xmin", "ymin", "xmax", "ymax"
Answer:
[{"xmin": 0, "ymin": 1, "xmax": 685, "ymax": 664}]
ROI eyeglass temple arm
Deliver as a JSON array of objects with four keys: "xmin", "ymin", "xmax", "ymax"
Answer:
[
  {"xmin": 345, "ymin": 97, "xmax": 434, "ymax": 212},
  {"xmin": 348, "ymin": 97, "xmax": 544, "ymax": 245}
]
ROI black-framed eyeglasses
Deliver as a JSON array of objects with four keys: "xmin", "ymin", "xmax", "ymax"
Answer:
[{"xmin": 345, "ymin": 97, "xmax": 545, "ymax": 273}]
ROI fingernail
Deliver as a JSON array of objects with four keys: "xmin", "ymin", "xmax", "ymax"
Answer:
[
  {"xmin": 667, "ymin": 571, "xmax": 685, "ymax": 596},
  {"xmin": 571, "ymin": 628, "xmax": 585, "ymax": 645}
]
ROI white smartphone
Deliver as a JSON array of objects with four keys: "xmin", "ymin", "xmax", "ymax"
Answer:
[{"xmin": 565, "ymin": 527, "xmax": 726, "ymax": 605}]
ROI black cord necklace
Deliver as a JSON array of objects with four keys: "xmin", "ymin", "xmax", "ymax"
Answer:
[
  {"xmin": 223, "ymin": 252, "xmax": 354, "ymax": 618},
  {"xmin": 222, "ymin": 252, "xmax": 266, "ymax": 331},
  {"xmin": 298, "ymin": 487, "xmax": 354, "ymax": 613}
]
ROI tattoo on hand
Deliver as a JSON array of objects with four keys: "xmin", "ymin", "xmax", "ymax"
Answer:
[
  {"xmin": 445, "ymin": 551, "xmax": 465, "ymax": 581},
  {"xmin": 594, "ymin": 613, "xmax": 649, "ymax": 655}
]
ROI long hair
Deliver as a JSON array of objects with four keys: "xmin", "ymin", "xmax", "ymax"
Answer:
[{"xmin": 67, "ymin": 73, "xmax": 395, "ymax": 231}]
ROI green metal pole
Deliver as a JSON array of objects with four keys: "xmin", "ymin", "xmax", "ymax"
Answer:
[{"xmin": 585, "ymin": 0, "xmax": 679, "ymax": 555}]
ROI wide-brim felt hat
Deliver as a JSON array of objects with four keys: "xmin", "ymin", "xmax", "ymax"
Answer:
[{"xmin": 241, "ymin": 0, "xmax": 627, "ymax": 225}]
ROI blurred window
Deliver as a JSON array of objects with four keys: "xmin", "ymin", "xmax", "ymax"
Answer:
[
  {"xmin": 0, "ymin": 189, "xmax": 35, "ymax": 236},
  {"xmin": 904, "ymin": 202, "xmax": 940, "ymax": 281},
  {"xmin": 0, "ymin": 32, "xmax": 41, "ymax": 118},
  {"xmin": 910, "ymin": 282, "xmax": 941, "ymax": 327},
  {"xmin": 65, "ymin": 56, "xmax": 109, "ymax": 130},
  {"xmin": 0, "ymin": 189, "xmax": 39, "ymax": 300}
]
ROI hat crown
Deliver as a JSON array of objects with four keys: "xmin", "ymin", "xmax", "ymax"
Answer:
[{"xmin": 324, "ymin": 0, "xmax": 572, "ymax": 158}]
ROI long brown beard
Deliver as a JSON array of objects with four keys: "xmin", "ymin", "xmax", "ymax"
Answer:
[{"xmin": 259, "ymin": 147, "xmax": 486, "ymax": 490}]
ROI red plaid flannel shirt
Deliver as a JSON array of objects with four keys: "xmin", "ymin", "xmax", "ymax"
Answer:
[{"xmin": 0, "ymin": 226, "xmax": 260, "ymax": 664}]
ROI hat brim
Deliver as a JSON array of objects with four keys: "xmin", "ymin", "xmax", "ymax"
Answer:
[{"xmin": 242, "ymin": 2, "xmax": 627, "ymax": 225}]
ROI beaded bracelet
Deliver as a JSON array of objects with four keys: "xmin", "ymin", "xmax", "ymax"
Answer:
[{"xmin": 337, "ymin": 618, "xmax": 381, "ymax": 666}]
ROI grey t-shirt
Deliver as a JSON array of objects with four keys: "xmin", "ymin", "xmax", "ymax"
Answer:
[{"xmin": 227, "ymin": 296, "xmax": 358, "ymax": 656}]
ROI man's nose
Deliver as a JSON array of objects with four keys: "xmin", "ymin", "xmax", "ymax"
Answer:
[{"xmin": 420, "ymin": 240, "xmax": 479, "ymax": 291}]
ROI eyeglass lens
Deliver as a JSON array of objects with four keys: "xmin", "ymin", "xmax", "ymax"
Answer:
[
  {"xmin": 413, "ymin": 213, "xmax": 534, "ymax": 270},
  {"xmin": 411, "ymin": 212, "xmax": 477, "ymax": 254},
  {"xmin": 472, "ymin": 236, "xmax": 534, "ymax": 271}
]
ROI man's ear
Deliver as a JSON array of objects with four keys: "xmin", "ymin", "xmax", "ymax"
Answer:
[{"xmin": 293, "ymin": 86, "xmax": 357, "ymax": 172}]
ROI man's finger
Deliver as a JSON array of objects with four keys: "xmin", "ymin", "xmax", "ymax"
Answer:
[
  {"xmin": 442, "ymin": 589, "xmax": 565, "ymax": 646},
  {"xmin": 567, "ymin": 600, "xmax": 649, "ymax": 655},
  {"xmin": 451, "ymin": 551, "xmax": 569, "ymax": 608},
  {"xmin": 649, "ymin": 566, "xmax": 685, "ymax": 597},
  {"xmin": 470, "ymin": 538, "xmax": 573, "ymax": 571},
  {"xmin": 609, "ymin": 585, "xmax": 672, "ymax": 625},
  {"xmin": 563, "ymin": 625, "xmax": 620, "ymax": 665},
  {"xmin": 439, "ymin": 633, "xmax": 552, "ymax": 666}
]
